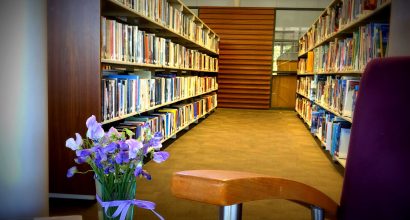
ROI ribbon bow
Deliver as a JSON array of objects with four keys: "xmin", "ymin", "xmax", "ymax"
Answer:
[{"xmin": 96, "ymin": 194, "xmax": 164, "ymax": 220}]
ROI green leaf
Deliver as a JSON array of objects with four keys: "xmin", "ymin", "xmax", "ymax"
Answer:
[{"xmin": 124, "ymin": 128, "xmax": 135, "ymax": 138}]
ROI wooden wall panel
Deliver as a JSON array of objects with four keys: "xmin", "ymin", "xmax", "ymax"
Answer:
[
  {"xmin": 271, "ymin": 75, "xmax": 297, "ymax": 108},
  {"xmin": 200, "ymin": 7, "xmax": 274, "ymax": 109},
  {"xmin": 48, "ymin": 0, "xmax": 101, "ymax": 195}
]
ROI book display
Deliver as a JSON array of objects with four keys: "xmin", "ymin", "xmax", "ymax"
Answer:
[
  {"xmin": 48, "ymin": 0, "xmax": 219, "ymax": 196},
  {"xmin": 295, "ymin": 0, "xmax": 391, "ymax": 167}
]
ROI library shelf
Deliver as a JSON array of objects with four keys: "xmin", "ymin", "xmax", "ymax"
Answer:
[
  {"xmin": 301, "ymin": 0, "xmax": 391, "ymax": 54},
  {"xmin": 297, "ymin": 110, "xmax": 347, "ymax": 168},
  {"xmin": 101, "ymin": 59, "xmax": 218, "ymax": 73},
  {"xmin": 160, "ymin": 106, "xmax": 217, "ymax": 143},
  {"xmin": 313, "ymin": 101, "xmax": 353, "ymax": 123},
  {"xmin": 102, "ymin": 0, "xmax": 219, "ymax": 56},
  {"xmin": 296, "ymin": 91, "xmax": 311, "ymax": 100},
  {"xmin": 335, "ymin": 156, "xmax": 346, "ymax": 168},
  {"xmin": 48, "ymin": 0, "xmax": 220, "ymax": 197},
  {"xmin": 296, "ymin": 110, "xmax": 312, "ymax": 128},
  {"xmin": 102, "ymin": 88, "xmax": 218, "ymax": 125},
  {"xmin": 297, "ymin": 70, "xmax": 362, "ymax": 76},
  {"xmin": 296, "ymin": 92, "xmax": 353, "ymax": 123}
]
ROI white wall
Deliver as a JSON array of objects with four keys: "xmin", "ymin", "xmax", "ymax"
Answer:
[
  {"xmin": 0, "ymin": 0, "xmax": 48, "ymax": 218},
  {"xmin": 388, "ymin": 0, "xmax": 410, "ymax": 56},
  {"xmin": 182, "ymin": 0, "xmax": 330, "ymax": 8}
]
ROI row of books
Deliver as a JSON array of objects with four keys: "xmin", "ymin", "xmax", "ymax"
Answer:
[
  {"xmin": 113, "ymin": 0, "xmax": 219, "ymax": 52},
  {"xmin": 299, "ymin": 0, "xmax": 389, "ymax": 53},
  {"xmin": 297, "ymin": 97, "xmax": 352, "ymax": 160},
  {"xmin": 313, "ymin": 23, "xmax": 389, "ymax": 72},
  {"xmin": 115, "ymin": 93, "xmax": 217, "ymax": 141},
  {"xmin": 299, "ymin": 22, "xmax": 389, "ymax": 73},
  {"xmin": 101, "ymin": 17, "xmax": 219, "ymax": 72},
  {"xmin": 295, "ymin": 97, "xmax": 312, "ymax": 126},
  {"xmin": 297, "ymin": 75, "xmax": 360, "ymax": 118},
  {"xmin": 311, "ymin": 105, "xmax": 351, "ymax": 159},
  {"xmin": 101, "ymin": 73, "xmax": 218, "ymax": 121},
  {"xmin": 297, "ymin": 52, "xmax": 314, "ymax": 74}
]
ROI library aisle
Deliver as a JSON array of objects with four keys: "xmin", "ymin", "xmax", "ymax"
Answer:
[{"xmin": 51, "ymin": 108, "xmax": 343, "ymax": 220}]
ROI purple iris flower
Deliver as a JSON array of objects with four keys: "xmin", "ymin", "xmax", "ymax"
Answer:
[
  {"xmin": 86, "ymin": 115, "xmax": 104, "ymax": 140},
  {"xmin": 92, "ymin": 146, "xmax": 107, "ymax": 162},
  {"xmin": 118, "ymin": 140, "xmax": 129, "ymax": 151},
  {"xmin": 102, "ymin": 142, "xmax": 117, "ymax": 154},
  {"xmin": 152, "ymin": 151, "xmax": 169, "ymax": 163},
  {"xmin": 115, "ymin": 151, "xmax": 130, "ymax": 164},
  {"xmin": 67, "ymin": 166, "xmax": 78, "ymax": 178},
  {"xmin": 76, "ymin": 149, "xmax": 91, "ymax": 158},
  {"xmin": 149, "ymin": 132, "xmax": 163, "ymax": 150},
  {"xmin": 134, "ymin": 163, "xmax": 151, "ymax": 180},
  {"xmin": 65, "ymin": 133, "xmax": 83, "ymax": 150},
  {"xmin": 74, "ymin": 157, "xmax": 87, "ymax": 164},
  {"xmin": 127, "ymin": 139, "xmax": 143, "ymax": 159}
]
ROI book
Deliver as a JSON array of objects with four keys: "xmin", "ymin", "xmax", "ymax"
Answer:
[{"xmin": 338, "ymin": 128, "xmax": 351, "ymax": 158}]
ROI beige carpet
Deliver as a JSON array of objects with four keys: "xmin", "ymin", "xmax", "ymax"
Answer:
[
  {"xmin": 50, "ymin": 108, "xmax": 344, "ymax": 219},
  {"xmin": 135, "ymin": 108, "xmax": 343, "ymax": 220}
]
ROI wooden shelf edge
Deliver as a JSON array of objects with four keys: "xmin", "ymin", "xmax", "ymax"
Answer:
[
  {"xmin": 296, "ymin": 91, "xmax": 311, "ymax": 100},
  {"xmin": 313, "ymin": 101, "xmax": 353, "ymax": 123},
  {"xmin": 101, "ymin": 59, "xmax": 218, "ymax": 73},
  {"xmin": 105, "ymin": 0, "xmax": 219, "ymax": 56},
  {"xmin": 296, "ymin": 110, "xmax": 312, "ymax": 128},
  {"xmin": 298, "ymin": 70, "xmax": 363, "ymax": 75},
  {"xmin": 102, "ymin": 88, "xmax": 218, "ymax": 124},
  {"xmin": 296, "ymin": 94, "xmax": 353, "ymax": 123}
]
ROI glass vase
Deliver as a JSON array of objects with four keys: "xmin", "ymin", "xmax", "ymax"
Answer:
[{"xmin": 95, "ymin": 177, "xmax": 136, "ymax": 220}]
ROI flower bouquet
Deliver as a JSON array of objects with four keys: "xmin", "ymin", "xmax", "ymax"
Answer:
[{"xmin": 66, "ymin": 115, "xmax": 169, "ymax": 220}]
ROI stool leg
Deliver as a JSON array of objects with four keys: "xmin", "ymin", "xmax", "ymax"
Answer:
[
  {"xmin": 311, "ymin": 206, "xmax": 324, "ymax": 220},
  {"xmin": 219, "ymin": 204, "xmax": 242, "ymax": 220}
]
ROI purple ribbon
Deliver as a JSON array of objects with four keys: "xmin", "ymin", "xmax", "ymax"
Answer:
[{"xmin": 96, "ymin": 194, "xmax": 164, "ymax": 220}]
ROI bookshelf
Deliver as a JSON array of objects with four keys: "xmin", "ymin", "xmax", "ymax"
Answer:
[
  {"xmin": 295, "ymin": 0, "xmax": 391, "ymax": 168},
  {"xmin": 48, "ymin": 0, "xmax": 219, "ymax": 196}
]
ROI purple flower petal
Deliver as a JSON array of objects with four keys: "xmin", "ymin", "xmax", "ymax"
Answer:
[
  {"xmin": 152, "ymin": 151, "xmax": 169, "ymax": 163},
  {"xmin": 86, "ymin": 115, "xmax": 97, "ymax": 129},
  {"xmin": 115, "ymin": 151, "xmax": 129, "ymax": 164},
  {"xmin": 74, "ymin": 157, "xmax": 87, "ymax": 164},
  {"xmin": 118, "ymin": 141, "xmax": 128, "ymax": 151},
  {"xmin": 67, "ymin": 166, "xmax": 78, "ymax": 178},
  {"xmin": 134, "ymin": 163, "xmax": 143, "ymax": 176},
  {"xmin": 86, "ymin": 115, "xmax": 104, "ymax": 140},
  {"xmin": 65, "ymin": 133, "xmax": 83, "ymax": 151},
  {"xmin": 102, "ymin": 142, "xmax": 117, "ymax": 154},
  {"xmin": 127, "ymin": 139, "xmax": 143, "ymax": 159},
  {"xmin": 76, "ymin": 149, "xmax": 91, "ymax": 158}
]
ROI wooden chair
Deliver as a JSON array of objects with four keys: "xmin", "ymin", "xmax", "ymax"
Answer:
[{"xmin": 171, "ymin": 57, "xmax": 410, "ymax": 220}]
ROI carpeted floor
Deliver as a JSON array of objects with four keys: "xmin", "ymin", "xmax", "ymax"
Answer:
[{"xmin": 50, "ymin": 108, "xmax": 344, "ymax": 220}]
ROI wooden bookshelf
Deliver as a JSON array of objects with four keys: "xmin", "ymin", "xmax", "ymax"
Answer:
[
  {"xmin": 102, "ymin": 88, "xmax": 218, "ymax": 124},
  {"xmin": 48, "ymin": 0, "xmax": 219, "ymax": 197},
  {"xmin": 101, "ymin": 59, "xmax": 219, "ymax": 73},
  {"xmin": 313, "ymin": 101, "xmax": 353, "ymax": 123},
  {"xmin": 296, "ymin": 0, "xmax": 391, "ymax": 169},
  {"xmin": 313, "ymin": 0, "xmax": 391, "ymax": 50},
  {"xmin": 102, "ymin": 0, "xmax": 219, "ymax": 56},
  {"xmin": 298, "ymin": 0, "xmax": 391, "ymax": 57},
  {"xmin": 296, "ymin": 92, "xmax": 353, "ymax": 123}
]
